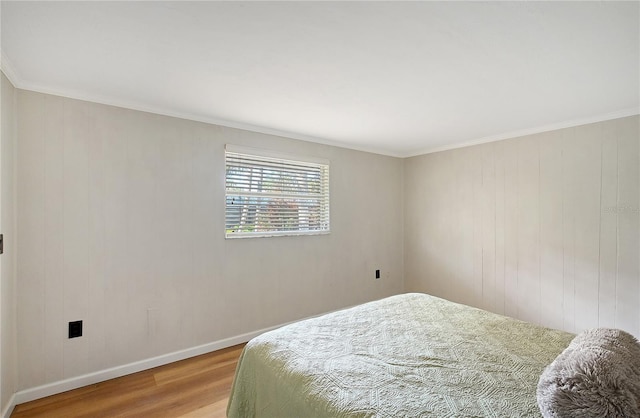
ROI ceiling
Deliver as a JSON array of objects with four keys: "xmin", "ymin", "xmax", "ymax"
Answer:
[{"xmin": 2, "ymin": 1, "xmax": 638, "ymax": 157}]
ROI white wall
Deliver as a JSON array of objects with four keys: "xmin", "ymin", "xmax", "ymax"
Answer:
[
  {"xmin": 1, "ymin": 72, "xmax": 17, "ymax": 414},
  {"xmin": 405, "ymin": 116, "xmax": 640, "ymax": 337},
  {"xmin": 16, "ymin": 90, "xmax": 404, "ymax": 391}
]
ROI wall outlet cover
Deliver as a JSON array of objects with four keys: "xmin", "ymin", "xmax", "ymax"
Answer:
[{"xmin": 69, "ymin": 320, "xmax": 83, "ymax": 338}]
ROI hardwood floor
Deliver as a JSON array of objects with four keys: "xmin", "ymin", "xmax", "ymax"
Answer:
[{"xmin": 11, "ymin": 344, "xmax": 246, "ymax": 418}]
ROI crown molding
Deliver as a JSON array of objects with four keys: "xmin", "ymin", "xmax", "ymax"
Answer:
[
  {"xmin": 9, "ymin": 77, "xmax": 404, "ymax": 158},
  {"xmin": 403, "ymin": 107, "xmax": 640, "ymax": 158},
  {"xmin": 0, "ymin": 49, "xmax": 21, "ymax": 88},
  {"xmin": 4, "ymin": 55, "xmax": 636, "ymax": 160}
]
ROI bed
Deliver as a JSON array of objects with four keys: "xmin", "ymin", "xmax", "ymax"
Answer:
[{"xmin": 227, "ymin": 293, "xmax": 574, "ymax": 418}]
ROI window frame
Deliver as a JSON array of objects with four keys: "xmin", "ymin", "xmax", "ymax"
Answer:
[{"xmin": 224, "ymin": 144, "xmax": 330, "ymax": 239}]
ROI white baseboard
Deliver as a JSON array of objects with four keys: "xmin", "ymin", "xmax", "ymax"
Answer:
[
  {"xmin": 1, "ymin": 393, "xmax": 16, "ymax": 418},
  {"xmin": 9, "ymin": 302, "xmax": 362, "ymax": 409},
  {"xmin": 12, "ymin": 324, "xmax": 281, "ymax": 406}
]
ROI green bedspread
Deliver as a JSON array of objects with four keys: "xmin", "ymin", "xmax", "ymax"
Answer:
[{"xmin": 227, "ymin": 293, "xmax": 573, "ymax": 418}]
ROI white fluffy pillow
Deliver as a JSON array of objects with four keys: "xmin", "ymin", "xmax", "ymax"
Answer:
[{"xmin": 537, "ymin": 328, "xmax": 640, "ymax": 418}]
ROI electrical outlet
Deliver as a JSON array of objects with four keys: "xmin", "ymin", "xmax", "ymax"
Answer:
[
  {"xmin": 375, "ymin": 269, "xmax": 380, "ymax": 279},
  {"xmin": 68, "ymin": 320, "xmax": 83, "ymax": 338}
]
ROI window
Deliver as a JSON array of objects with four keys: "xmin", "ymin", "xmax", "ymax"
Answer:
[{"xmin": 225, "ymin": 145, "xmax": 330, "ymax": 238}]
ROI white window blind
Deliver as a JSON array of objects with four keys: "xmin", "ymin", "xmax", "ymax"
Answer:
[{"xmin": 225, "ymin": 145, "xmax": 330, "ymax": 238}]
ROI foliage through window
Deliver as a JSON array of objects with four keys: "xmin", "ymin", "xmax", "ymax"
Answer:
[{"xmin": 225, "ymin": 145, "xmax": 330, "ymax": 238}]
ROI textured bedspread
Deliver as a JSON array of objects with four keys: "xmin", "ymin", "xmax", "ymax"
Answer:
[{"xmin": 227, "ymin": 293, "xmax": 573, "ymax": 418}]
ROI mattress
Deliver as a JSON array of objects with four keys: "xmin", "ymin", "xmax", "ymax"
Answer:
[{"xmin": 227, "ymin": 293, "xmax": 573, "ymax": 418}]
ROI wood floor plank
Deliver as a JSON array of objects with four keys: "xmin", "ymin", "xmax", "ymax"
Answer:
[
  {"xmin": 178, "ymin": 398, "xmax": 228, "ymax": 418},
  {"xmin": 11, "ymin": 344, "xmax": 245, "ymax": 418}
]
